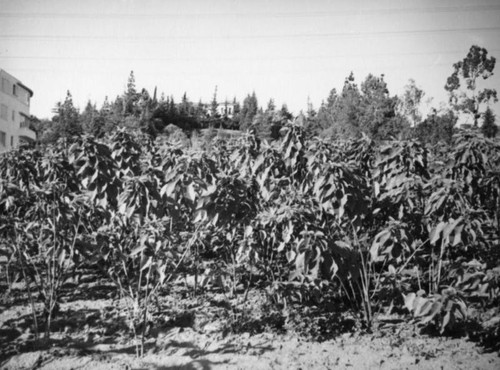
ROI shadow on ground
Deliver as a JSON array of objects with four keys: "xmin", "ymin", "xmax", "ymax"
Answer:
[
  {"xmin": 0, "ymin": 300, "xmax": 276, "ymax": 369},
  {"xmin": 146, "ymin": 359, "xmax": 230, "ymax": 370}
]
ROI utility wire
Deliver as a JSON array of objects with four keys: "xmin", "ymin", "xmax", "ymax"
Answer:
[
  {"xmin": 3, "ymin": 49, "xmax": 500, "ymax": 62},
  {"xmin": 1, "ymin": 26, "xmax": 499, "ymax": 41},
  {"xmin": 1, "ymin": 4, "xmax": 499, "ymax": 19}
]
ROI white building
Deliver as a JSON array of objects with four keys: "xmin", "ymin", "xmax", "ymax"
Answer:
[
  {"xmin": 204, "ymin": 101, "xmax": 235, "ymax": 118},
  {"xmin": 216, "ymin": 101, "xmax": 235, "ymax": 118},
  {"xmin": 0, "ymin": 69, "xmax": 36, "ymax": 152}
]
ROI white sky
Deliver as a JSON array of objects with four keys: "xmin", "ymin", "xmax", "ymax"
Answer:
[{"xmin": 1, "ymin": 0, "xmax": 499, "ymax": 120}]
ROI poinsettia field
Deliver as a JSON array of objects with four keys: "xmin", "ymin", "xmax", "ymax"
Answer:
[{"xmin": 1, "ymin": 125, "xmax": 499, "ymax": 358}]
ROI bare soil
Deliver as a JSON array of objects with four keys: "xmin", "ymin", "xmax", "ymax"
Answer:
[{"xmin": 1, "ymin": 280, "xmax": 499, "ymax": 370}]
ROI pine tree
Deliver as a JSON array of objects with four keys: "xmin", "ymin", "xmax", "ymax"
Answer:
[
  {"xmin": 239, "ymin": 92, "xmax": 258, "ymax": 131},
  {"xmin": 53, "ymin": 90, "xmax": 82, "ymax": 140},
  {"xmin": 180, "ymin": 92, "xmax": 189, "ymax": 116},
  {"xmin": 210, "ymin": 86, "xmax": 219, "ymax": 121},
  {"xmin": 266, "ymin": 98, "xmax": 276, "ymax": 113},
  {"xmin": 481, "ymin": 107, "xmax": 498, "ymax": 138},
  {"xmin": 359, "ymin": 73, "xmax": 399, "ymax": 140},
  {"xmin": 124, "ymin": 71, "xmax": 140, "ymax": 116},
  {"xmin": 81, "ymin": 100, "xmax": 97, "ymax": 134},
  {"xmin": 126, "ymin": 70, "xmax": 137, "ymax": 96},
  {"xmin": 336, "ymin": 72, "xmax": 362, "ymax": 139}
]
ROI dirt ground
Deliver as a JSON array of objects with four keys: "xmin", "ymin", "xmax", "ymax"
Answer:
[{"xmin": 1, "ymin": 282, "xmax": 499, "ymax": 370}]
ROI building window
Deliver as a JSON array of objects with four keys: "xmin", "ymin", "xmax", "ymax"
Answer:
[
  {"xmin": 1, "ymin": 78, "xmax": 10, "ymax": 94},
  {"xmin": 12, "ymin": 110, "xmax": 15, "ymax": 121},
  {"xmin": 0, "ymin": 131, "xmax": 6, "ymax": 147},
  {"xmin": 0, "ymin": 104, "xmax": 8, "ymax": 121},
  {"xmin": 11, "ymin": 135, "xmax": 14, "ymax": 147},
  {"xmin": 16, "ymin": 87, "xmax": 30, "ymax": 105},
  {"xmin": 12, "ymin": 84, "xmax": 17, "ymax": 96},
  {"xmin": 20, "ymin": 113, "xmax": 30, "ymax": 128}
]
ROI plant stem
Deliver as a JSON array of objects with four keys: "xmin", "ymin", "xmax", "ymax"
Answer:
[
  {"xmin": 141, "ymin": 264, "xmax": 152, "ymax": 357},
  {"xmin": 15, "ymin": 231, "xmax": 39, "ymax": 340}
]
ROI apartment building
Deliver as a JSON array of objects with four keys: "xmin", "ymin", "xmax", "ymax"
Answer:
[{"xmin": 0, "ymin": 69, "xmax": 36, "ymax": 152}]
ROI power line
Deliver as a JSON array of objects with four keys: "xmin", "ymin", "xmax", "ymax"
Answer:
[
  {"xmin": 1, "ymin": 26, "xmax": 499, "ymax": 41},
  {"xmin": 1, "ymin": 4, "xmax": 499, "ymax": 19},
  {"xmin": 3, "ymin": 49, "xmax": 500, "ymax": 62}
]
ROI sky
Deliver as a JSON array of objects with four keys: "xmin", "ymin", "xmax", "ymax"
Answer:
[{"xmin": 0, "ymin": 0, "xmax": 499, "ymax": 121}]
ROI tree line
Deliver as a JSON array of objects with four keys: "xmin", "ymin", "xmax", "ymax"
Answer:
[{"xmin": 30, "ymin": 45, "xmax": 498, "ymax": 145}]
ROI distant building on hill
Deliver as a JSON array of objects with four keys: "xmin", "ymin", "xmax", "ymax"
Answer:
[
  {"xmin": 204, "ymin": 101, "xmax": 235, "ymax": 118},
  {"xmin": 0, "ymin": 69, "xmax": 36, "ymax": 152},
  {"xmin": 216, "ymin": 101, "xmax": 235, "ymax": 118}
]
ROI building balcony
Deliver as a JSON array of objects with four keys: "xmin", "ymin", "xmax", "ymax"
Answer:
[{"xmin": 19, "ymin": 121, "xmax": 36, "ymax": 141}]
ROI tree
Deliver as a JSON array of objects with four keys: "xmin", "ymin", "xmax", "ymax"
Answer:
[
  {"xmin": 268, "ymin": 104, "xmax": 293, "ymax": 140},
  {"xmin": 52, "ymin": 90, "xmax": 82, "ymax": 141},
  {"xmin": 209, "ymin": 86, "xmax": 221, "ymax": 128},
  {"xmin": 195, "ymin": 99, "xmax": 207, "ymax": 121},
  {"xmin": 306, "ymin": 97, "xmax": 316, "ymax": 119},
  {"xmin": 359, "ymin": 74, "xmax": 403, "ymax": 140},
  {"xmin": 251, "ymin": 111, "xmax": 270, "ymax": 140},
  {"xmin": 481, "ymin": 107, "xmax": 498, "ymax": 138},
  {"xmin": 315, "ymin": 89, "xmax": 338, "ymax": 136},
  {"xmin": 398, "ymin": 79, "xmax": 425, "ymax": 127},
  {"xmin": 179, "ymin": 92, "xmax": 190, "ymax": 116},
  {"xmin": 279, "ymin": 103, "xmax": 293, "ymax": 122},
  {"xmin": 229, "ymin": 97, "xmax": 241, "ymax": 129},
  {"xmin": 251, "ymin": 99, "xmax": 279, "ymax": 141},
  {"xmin": 81, "ymin": 100, "xmax": 98, "ymax": 134},
  {"xmin": 81, "ymin": 100, "xmax": 107, "ymax": 137},
  {"xmin": 150, "ymin": 94, "xmax": 200, "ymax": 132},
  {"xmin": 123, "ymin": 71, "xmax": 141, "ymax": 117},
  {"xmin": 239, "ymin": 92, "xmax": 259, "ymax": 131},
  {"xmin": 414, "ymin": 109, "xmax": 457, "ymax": 145},
  {"xmin": 266, "ymin": 98, "xmax": 276, "ymax": 113},
  {"xmin": 210, "ymin": 86, "xmax": 219, "ymax": 118},
  {"xmin": 332, "ymin": 72, "xmax": 362, "ymax": 139},
  {"xmin": 99, "ymin": 95, "xmax": 122, "ymax": 135},
  {"xmin": 126, "ymin": 70, "xmax": 137, "ymax": 95},
  {"xmin": 138, "ymin": 87, "xmax": 162, "ymax": 137},
  {"xmin": 445, "ymin": 45, "xmax": 498, "ymax": 127},
  {"xmin": 316, "ymin": 72, "xmax": 410, "ymax": 140},
  {"xmin": 303, "ymin": 97, "xmax": 321, "ymax": 137}
]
